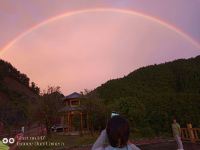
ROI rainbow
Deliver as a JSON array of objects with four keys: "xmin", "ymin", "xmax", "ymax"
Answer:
[{"xmin": 1, "ymin": 8, "xmax": 200, "ymax": 55}]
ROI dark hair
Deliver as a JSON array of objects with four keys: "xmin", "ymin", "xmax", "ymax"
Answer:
[
  {"xmin": 172, "ymin": 116, "xmax": 177, "ymax": 122},
  {"xmin": 106, "ymin": 116, "xmax": 130, "ymax": 148}
]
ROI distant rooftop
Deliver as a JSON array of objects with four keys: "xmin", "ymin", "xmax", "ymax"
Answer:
[{"xmin": 64, "ymin": 92, "xmax": 82, "ymax": 99}]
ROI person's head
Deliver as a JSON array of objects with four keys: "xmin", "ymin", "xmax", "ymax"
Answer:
[
  {"xmin": 106, "ymin": 116, "xmax": 130, "ymax": 148},
  {"xmin": 173, "ymin": 118, "xmax": 177, "ymax": 123}
]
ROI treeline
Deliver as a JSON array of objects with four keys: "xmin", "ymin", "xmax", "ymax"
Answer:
[
  {"xmin": 0, "ymin": 59, "xmax": 64, "ymax": 135},
  {"xmin": 0, "ymin": 59, "xmax": 40, "ymax": 94},
  {"xmin": 93, "ymin": 55, "xmax": 200, "ymax": 137},
  {"xmin": 0, "ymin": 59, "xmax": 40, "ymax": 131}
]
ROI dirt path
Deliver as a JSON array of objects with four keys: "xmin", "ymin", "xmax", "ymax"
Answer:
[{"xmin": 140, "ymin": 142, "xmax": 200, "ymax": 150}]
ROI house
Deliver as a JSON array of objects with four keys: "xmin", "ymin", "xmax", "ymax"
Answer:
[{"xmin": 59, "ymin": 92, "xmax": 88, "ymax": 135}]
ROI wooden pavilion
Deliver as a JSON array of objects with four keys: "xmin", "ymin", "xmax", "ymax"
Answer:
[{"xmin": 59, "ymin": 92, "xmax": 88, "ymax": 135}]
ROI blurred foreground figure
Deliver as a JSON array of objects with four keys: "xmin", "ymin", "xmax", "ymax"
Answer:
[
  {"xmin": 92, "ymin": 116, "xmax": 140, "ymax": 150},
  {"xmin": 172, "ymin": 119, "xmax": 184, "ymax": 150},
  {"xmin": 0, "ymin": 140, "xmax": 9, "ymax": 150},
  {"xmin": 0, "ymin": 133, "xmax": 23, "ymax": 150}
]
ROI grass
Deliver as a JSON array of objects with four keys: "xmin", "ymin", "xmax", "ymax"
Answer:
[
  {"xmin": 18, "ymin": 133, "xmax": 98, "ymax": 150},
  {"xmin": 17, "ymin": 131, "xmax": 171, "ymax": 150}
]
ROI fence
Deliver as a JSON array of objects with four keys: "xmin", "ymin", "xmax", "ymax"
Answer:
[{"xmin": 181, "ymin": 124, "xmax": 200, "ymax": 143}]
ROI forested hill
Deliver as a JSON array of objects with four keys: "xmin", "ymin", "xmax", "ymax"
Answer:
[
  {"xmin": 0, "ymin": 59, "xmax": 40, "ymax": 127},
  {"xmin": 94, "ymin": 55, "xmax": 200, "ymax": 135},
  {"xmin": 96, "ymin": 55, "xmax": 200, "ymax": 100}
]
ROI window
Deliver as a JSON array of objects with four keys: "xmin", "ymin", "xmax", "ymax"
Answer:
[{"xmin": 70, "ymin": 100, "xmax": 79, "ymax": 106}]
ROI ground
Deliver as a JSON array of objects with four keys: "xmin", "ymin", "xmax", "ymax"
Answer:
[
  {"xmin": 17, "ymin": 130, "xmax": 200, "ymax": 150},
  {"xmin": 140, "ymin": 142, "xmax": 200, "ymax": 150},
  {"xmin": 68, "ymin": 142, "xmax": 200, "ymax": 150}
]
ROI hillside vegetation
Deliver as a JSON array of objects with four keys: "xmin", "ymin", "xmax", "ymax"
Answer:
[
  {"xmin": 0, "ymin": 59, "xmax": 40, "ymax": 130},
  {"xmin": 94, "ymin": 55, "xmax": 200, "ymax": 136}
]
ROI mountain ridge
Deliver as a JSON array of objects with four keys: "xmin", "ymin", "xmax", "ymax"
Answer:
[
  {"xmin": 94, "ymin": 55, "xmax": 200, "ymax": 100},
  {"xmin": 92, "ymin": 55, "xmax": 200, "ymax": 134}
]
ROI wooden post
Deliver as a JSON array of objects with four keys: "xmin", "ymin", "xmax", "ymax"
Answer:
[
  {"xmin": 67, "ymin": 112, "xmax": 70, "ymax": 133},
  {"xmin": 187, "ymin": 123, "xmax": 195, "ymax": 143},
  {"xmin": 87, "ymin": 113, "xmax": 89, "ymax": 131},
  {"xmin": 62, "ymin": 114, "xmax": 66, "ymax": 134},
  {"xmin": 69, "ymin": 112, "xmax": 71, "ymax": 132},
  {"xmin": 80, "ymin": 112, "xmax": 83, "ymax": 136},
  {"xmin": 194, "ymin": 129, "xmax": 199, "ymax": 140},
  {"xmin": 70, "ymin": 113, "xmax": 72, "ymax": 132}
]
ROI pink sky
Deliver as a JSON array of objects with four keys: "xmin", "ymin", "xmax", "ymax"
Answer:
[{"xmin": 0, "ymin": 1, "xmax": 200, "ymax": 94}]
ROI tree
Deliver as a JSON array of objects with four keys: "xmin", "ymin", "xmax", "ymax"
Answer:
[
  {"xmin": 30, "ymin": 82, "xmax": 40, "ymax": 94},
  {"xmin": 116, "ymin": 97, "xmax": 146, "ymax": 127},
  {"xmin": 82, "ymin": 89, "xmax": 108, "ymax": 135},
  {"xmin": 38, "ymin": 86, "xmax": 63, "ymax": 135}
]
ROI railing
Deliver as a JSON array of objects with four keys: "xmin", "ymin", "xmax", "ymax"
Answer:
[
  {"xmin": 181, "ymin": 124, "xmax": 200, "ymax": 143},
  {"xmin": 181, "ymin": 128, "xmax": 189, "ymax": 140},
  {"xmin": 0, "ymin": 125, "xmax": 46, "ymax": 140}
]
